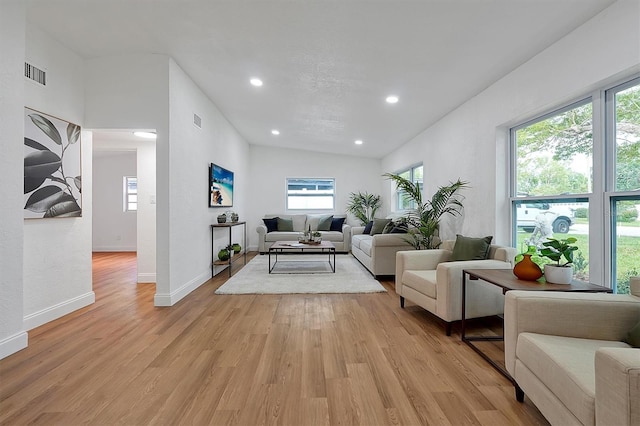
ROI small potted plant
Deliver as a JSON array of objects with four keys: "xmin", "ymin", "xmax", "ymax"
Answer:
[
  {"xmin": 539, "ymin": 237, "xmax": 578, "ymax": 284},
  {"xmin": 312, "ymin": 231, "xmax": 322, "ymax": 243},
  {"xmin": 230, "ymin": 212, "xmax": 239, "ymax": 222},
  {"xmin": 217, "ymin": 213, "xmax": 227, "ymax": 224}
]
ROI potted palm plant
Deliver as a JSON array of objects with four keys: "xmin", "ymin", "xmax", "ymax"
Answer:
[
  {"xmin": 384, "ymin": 173, "xmax": 468, "ymax": 249},
  {"xmin": 346, "ymin": 192, "xmax": 382, "ymax": 225},
  {"xmin": 539, "ymin": 237, "xmax": 578, "ymax": 284}
]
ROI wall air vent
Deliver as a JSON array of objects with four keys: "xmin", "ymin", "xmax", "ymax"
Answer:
[
  {"xmin": 193, "ymin": 113, "xmax": 202, "ymax": 129},
  {"xmin": 24, "ymin": 62, "xmax": 46, "ymax": 86}
]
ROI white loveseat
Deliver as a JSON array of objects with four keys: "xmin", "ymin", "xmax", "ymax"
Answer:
[
  {"xmin": 256, "ymin": 214, "xmax": 351, "ymax": 253},
  {"xmin": 395, "ymin": 239, "xmax": 517, "ymax": 335},
  {"xmin": 351, "ymin": 225, "xmax": 414, "ymax": 277},
  {"xmin": 504, "ymin": 280, "xmax": 640, "ymax": 426}
]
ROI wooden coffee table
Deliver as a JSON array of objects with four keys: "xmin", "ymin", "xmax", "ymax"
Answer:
[
  {"xmin": 268, "ymin": 241, "xmax": 336, "ymax": 274},
  {"xmin": 461, "ymin": 269, "xmax": 612, "ymax": 381}
]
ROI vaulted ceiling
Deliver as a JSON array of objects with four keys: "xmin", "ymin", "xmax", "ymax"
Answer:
[{"xmin": 27, "ymin": 0, "xmax": 616, "ymax": 158}]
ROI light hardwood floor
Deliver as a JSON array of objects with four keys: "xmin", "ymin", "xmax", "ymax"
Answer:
[{"xmin": 0, "ymin": 252, "xmax": 548, "ymax": 425}]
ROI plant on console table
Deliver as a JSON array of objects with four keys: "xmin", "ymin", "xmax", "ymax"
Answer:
[
  {"xmin": 384, "ymin": 173, "xmax": 468, "ymax": 249},
  {"xmin": 539, "ymin": 237, "xmax": 578, "ymax": 284}
]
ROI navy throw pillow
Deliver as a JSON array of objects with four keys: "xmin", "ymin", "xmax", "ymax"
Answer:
[
  {"xmin": 330, "ymin": 217, "xmax": 346, "ymax": 231},
  {"xmin": 262, "ymin": 217, "xmax": 278, "ymax": 233},
  {"xmin": 363, "ymin": 221, "xmax": 374, "ymax": 235}
]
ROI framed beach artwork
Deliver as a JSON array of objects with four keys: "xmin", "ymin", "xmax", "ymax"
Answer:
[
  {"xmin": 209, "ymin": 163, "xmax": 234, "ymax": 207},
  {"xmin": 24, "ymin": 107, "xmax": 82, "ymax": 218}
]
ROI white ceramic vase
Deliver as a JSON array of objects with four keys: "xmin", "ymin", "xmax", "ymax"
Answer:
[{"xmin": 544, "ymin": 264, "xmax": 574, "ymax": 284}]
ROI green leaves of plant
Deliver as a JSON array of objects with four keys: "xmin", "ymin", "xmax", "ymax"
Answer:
[{"xmin": 540, "ymin": 237, "xmax": 578, "ymax": 266}]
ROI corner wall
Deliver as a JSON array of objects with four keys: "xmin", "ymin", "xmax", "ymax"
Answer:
[
  {"xmin": 22, "ymin": 24, "xmax": 94, "ymax": 330},
  {"xmin": 0, "ymin": 1, "xmax": 27, "ymax": 359},
  {"xmin": 382, "ymin": 0, "xmax": 640, "ymax": 245}
]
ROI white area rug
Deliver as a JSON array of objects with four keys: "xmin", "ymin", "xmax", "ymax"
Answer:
[{"xmin": 215, "ymin": 254, "xmax": 386, "ymax": 294}]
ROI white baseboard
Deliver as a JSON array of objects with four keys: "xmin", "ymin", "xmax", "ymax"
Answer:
[
  {"xmin": 0, "ymin": 331, "xmax": 28, "ymax": 360},
  {"xmin": 92, "ymin": 246, "xmax": 136, "ymax": 252},
  {"xmin": 23, "ymin": 291, "xmax": 96, "ymax": 331},
  {"xmin": 154, "ymin": 270, "xmax": 209, "ymax": 307},
  {"xmin": 137, "ymin": 272, "xmax": 156, "ymax": 283}
]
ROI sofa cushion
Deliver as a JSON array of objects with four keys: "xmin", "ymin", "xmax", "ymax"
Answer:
[
  {"xmin": 402, "ymin": 270, "xmax": 437, "ymax": 299},
  {"xmin": 263, "ymin": 217, "xmax": 278, "ymax": 233},
  {"xmin": 319, "ymin": 231, "xmax": 343, "ymax": 242},
  {"xmin": 265, "ymin": 232, "xmax": 300, "ymax": 242},
  {"xmin": 370, "ymin": 218, "xmax": 392, "ymax": 235},
  {"xmin": 451, "ymin": 235, "xmax": 493, "ymax": 261},
  {"xmin": 318, "ymin": 215, "xmax": 333, "ymax": 231},
  {"xmin": 516, "ymin": 333, "xmax": 631, "ymax": 426},
  {"xmin": 277, "ymin": 217, "xmax": 294, "ymax": 231},
  {"xmin": 330, "ymin": 217, "xmax": 346, "ymax": 232},
  {"xmin": 359, "ymin": 237, "xmax": 373, "ymax": 256},
  {"xmin": 352, "ymin": 233, "xmax": 370, "ymax": 250}
]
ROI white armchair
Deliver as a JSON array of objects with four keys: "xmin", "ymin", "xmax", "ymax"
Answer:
[
  {"xmin": 395, "ymin": 239, "xmax": 517, "ymax": 335},
  {"xmin": 504, "ymin": 278, "xmax": 640, "ymax": 426}
]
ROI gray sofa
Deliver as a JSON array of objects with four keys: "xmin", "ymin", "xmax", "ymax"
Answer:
[
  {"xmin": 351, "ymin": 225, "xmax": 414, "ymax": 277},
  {"xmin": 256, "ymin": 214, "xmax": 351, "ymax": 253}
]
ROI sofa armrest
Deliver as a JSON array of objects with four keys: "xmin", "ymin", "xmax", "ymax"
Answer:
[
  {"xmin": 396, "ymin": 249, "xmax": 451, "ymax": 273},
  {"xmin": 595, "ymin": 348, "xmax": 640, "ymax": 426},
  {"xmin": 504, "ymin": 291, "xmax": 640, "ymax": 375},
  {"xmin": 257, "ymin": 224, "xmax": 267, "ymax": 237},
  {"xmin": 352, "ymin": 226, "xmax": 365, "ymax": 236},
  {"xmin": 435, "ymin": 259, "xmax": 512, "ymax": 322}
]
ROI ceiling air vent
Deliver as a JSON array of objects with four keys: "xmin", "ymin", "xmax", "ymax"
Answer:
[
  {"xmin": 24, "ymin": 62, "xmax": 46, "ymax": 86},
  {"xmin": 193, "ymin": 113, "xmax": 202, "ymax": 129}
]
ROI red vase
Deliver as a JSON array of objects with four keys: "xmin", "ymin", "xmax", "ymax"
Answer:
[{"xmin": 513, "ymin": 254, "xmax": 543, "ymax": 281}]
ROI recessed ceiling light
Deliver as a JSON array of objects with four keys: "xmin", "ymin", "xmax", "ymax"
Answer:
[
  {"xmin": 355, "ymin": 139, "xmax": 363, "ymax": 145},
  {"xmin": 386, "ymin": 95, "xmax": 399, "ymax": 104},
  {"xmin": 271, "ymin": 129, "xmax": 280, "ymax": 135},
  {"xmin": 133, "ymin": 131, "xmax": 156, "ymax": 139},
  {"xmin": 250, "ymin": 78, "xmax": 263, "ymax": 87}
]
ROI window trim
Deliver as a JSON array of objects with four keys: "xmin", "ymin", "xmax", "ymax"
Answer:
[
  {"xmin": 285, "ymin": 177, "xmax": 336, "ymax": 211},
  {"xmin": 123, "ymin": 176, "xmax": 137, "ymax": 212},
  {"xmin": 395, "ymin": 163, "xmax": 423, "ymax": 211}
]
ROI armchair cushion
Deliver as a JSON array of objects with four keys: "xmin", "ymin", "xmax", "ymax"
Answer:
[{"xmin": 450, "ymin": 234, "xmax": 493, "ymax": 261}]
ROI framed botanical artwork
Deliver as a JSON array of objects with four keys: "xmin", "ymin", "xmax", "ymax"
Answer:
[{"xmin": 24, "ymin": 107, "xmax": 82, "ymax": 218}]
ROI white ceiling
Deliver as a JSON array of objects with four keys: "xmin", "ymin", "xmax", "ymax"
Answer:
[{"xmin": 27, "ymin": 0, "xmax": 616, "ymax": 159}]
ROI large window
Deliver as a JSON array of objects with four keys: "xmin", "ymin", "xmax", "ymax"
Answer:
[
  {"xmin": 123, "ymin": 176, "xmax": 137, "ymax": 212},
  {"xmin": 286, "ymin": 178, "xmax": 335, "ymax": 210},
  {"xmin": 511, "ymin": 76, "xmax": 640, "ymax": 293},
  {"xmin": 396, "ymin": 164, "xmax": 423, "ymax": 210},
  {"xmin": 608, "ymin": 79, "xmax": 640, "ymax": 293}
]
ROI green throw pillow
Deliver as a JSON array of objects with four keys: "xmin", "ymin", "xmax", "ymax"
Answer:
[
  {"xmin": 625, "ymin": 320, "xmax": 640, "ymax": 348},
  {"xmin": 450, "ymin": 235, "xmax": 493, "ymax": 261},
  {"xmin": 277, "ymin": 217, "xmax": 294, "ymax": 232},
  {"xmin": 317, "ymin": 215, "xmax": 333, "ymax": 231},
  {"xmin": 370, "ymin": 218, "xmax": 392, "ymax": 235}
]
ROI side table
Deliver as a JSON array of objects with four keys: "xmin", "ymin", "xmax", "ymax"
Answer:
[
  {"xmin": 461, "ymin": 269, "xmax": 612, "ymax": 382},
  {"xmin": 211, "ymin": 221, "xmax": 247, "ymax": 278}
]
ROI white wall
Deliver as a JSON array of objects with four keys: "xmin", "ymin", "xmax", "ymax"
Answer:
[
  {"xmin": 247, "ymin": 145, "xmax": 383, "ymax": 249},
  {"xmin": 156, "ymin": 59, "xmax": 251, "ymax": 305},
  {"xmin": 85, "ymin": 54, "xmax": 168, "ymax": 297},
  {"xmin": 0, "ymin": 1, "xmax": 28, "ymax": 359},
  {"xmin": 92, "ymin": 151, "xmax": 137, "ymax": 251},
  {"xmin": 382, "ymin": 0, "xmax": 640, "ymax": 249},
  {"xmin": 22, "ymin": 24, "xmax": 94, "ymax": 330}
]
